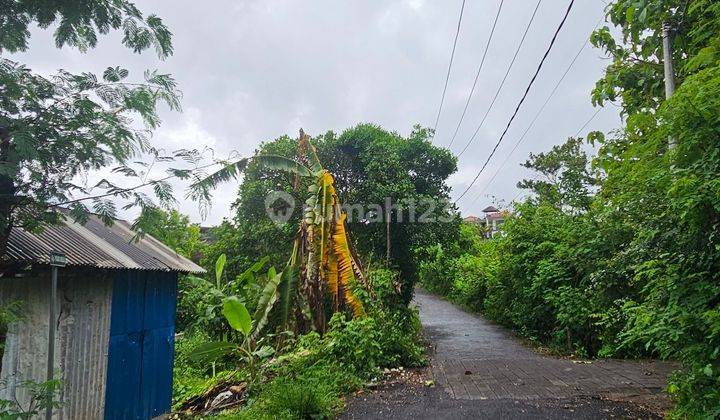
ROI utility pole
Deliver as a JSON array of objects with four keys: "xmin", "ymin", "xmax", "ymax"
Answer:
[
  {"xmin": 46, "ymin": 264, "xmax": 57, "ymax": 420},
  {"xmin": 46, "ymin": 251, "xmax": 66, "ymax": 420},
  {"xmin": 662, "ymin": 21, "xmax": 677, "ymax": 149}
]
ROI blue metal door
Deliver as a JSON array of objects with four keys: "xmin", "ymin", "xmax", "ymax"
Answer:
[{"xmin": 105, "ymin": 271, "xmax": 177, "ymax": 419}]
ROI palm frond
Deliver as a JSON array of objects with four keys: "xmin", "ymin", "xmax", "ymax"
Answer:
[
  {"xmin": 254, "ymin": 154, "xmax": 313, "ymax": 177},
  {"xmin": 252, "ymin": 270, "xmax": 283, "ymax": 339},
  {"xmin": 188, "ymin": 154, "xmax": 311, "ymax": 202},
  {"xmin": 188, "ymin": 157, "xmax": 251, "ymax": 202},
  {"xmin": 332, "ymin": 213, "xmax": 365, "ymax": 317},
  {"xmin": 277, "ymin": 248, "xmax": 300, "ymax": 331}
]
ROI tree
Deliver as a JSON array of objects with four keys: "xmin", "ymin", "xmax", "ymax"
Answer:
[
  {"xmin": 0, "ymin": 2, "xmax": 172, "ymax": 55},
  {"xmin": 203, "ymin": 124, "xmax": 459, "ymax": 303},
  {"xmin": 133, "ymin": 207, "xmax": 206, "ymax": 260},
  {"xmin": 0, "ymin": 1, "xmax": 201, "ymax": 269},
  {"xmin": 317, "ymin": 124, "xmax": 458, "ymax": 302},
  {"xmin": 518, "ymin": 137, "xmax": 598, "ymax": 212}
]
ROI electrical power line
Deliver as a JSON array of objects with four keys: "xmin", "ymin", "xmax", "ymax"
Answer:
[
  {"xmin": 469, "ymin": 18, "xmax": 602, "ymax": 203},
  {"xmin": 474, "ymin": 107, "xmax": 604, "ymax": 205},
  {"xmin": 456, "ymin": 0, "xmax": 543, "ymax": 157},
  {"xmin": 430, "ymin": 0, "xmax": 467, "ymax": 142},
  {"xmin": 454, "ymin": 0, "xmax": 576, "ymax": 202},
  {"xmin": 446, "ymin": 0, "xmax": 504, "ymax": 147},
  {"xmin": 472, "ymin": 109, "xmax": 602, "ymax": 205},
  {"xmin": 574, "ymin": 107, "xmax": 602, "ymax": 138}
]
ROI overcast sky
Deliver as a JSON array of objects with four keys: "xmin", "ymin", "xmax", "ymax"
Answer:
[{"xmin": 10, "ymin": 0, "xmax": 620, "ymax": 225}]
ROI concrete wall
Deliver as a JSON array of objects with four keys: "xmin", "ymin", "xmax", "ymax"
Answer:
[{"xmin": 0, "ymin": 268, "xmax": 113, "ymax": 419}]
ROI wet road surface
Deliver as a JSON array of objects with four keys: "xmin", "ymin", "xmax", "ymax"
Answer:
[{"xmin": 344, "ymin": 289, "xmax": 677, "ymax": 419}]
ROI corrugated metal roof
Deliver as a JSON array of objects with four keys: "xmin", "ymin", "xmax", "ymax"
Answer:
[{"xmin": 6, "ymin": 213, "xmax": 205, "ymax": 274}]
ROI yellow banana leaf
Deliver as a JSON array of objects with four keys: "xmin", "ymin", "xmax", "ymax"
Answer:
[{"xmin": 332, "ymin": 213, "xmax": 365, "ymax": 317}]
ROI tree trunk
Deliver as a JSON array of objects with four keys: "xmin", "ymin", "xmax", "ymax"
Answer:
[
  {"xmin": 0, "ymin": 127, "xmax": 15, "ymax": 268},
  {"xmin": 385, "ymin": 202, "xmax": 391, "ymax": 262}
]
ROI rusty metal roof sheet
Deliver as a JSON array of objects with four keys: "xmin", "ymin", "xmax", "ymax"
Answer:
[{"xmin": 6, "ymin": 213, "xmax": 205, "ymax": 274}]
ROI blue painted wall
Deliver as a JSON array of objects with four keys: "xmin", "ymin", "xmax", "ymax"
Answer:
[{"xmin": 105, "ymin": 270, "xmax": 177, "ymax": 419}]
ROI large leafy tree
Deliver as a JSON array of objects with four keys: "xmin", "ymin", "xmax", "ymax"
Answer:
[
  {"xmin": 204, "ymin": 124, "xmax": 458, "ymax": 303},
  {"xmin": 317, "ymin": 124, "xmax": 458, "ymax": 302},
  {"xmin": 0, "ymin": 1, "xmax": 197, "ymax": 265}
]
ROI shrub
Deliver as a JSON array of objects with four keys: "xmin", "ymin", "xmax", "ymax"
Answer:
[
  {"xmin": 322, "ymin": 314, "xmax": 383, "ymax": 377},
  {"xmin": 449, "ymin": 241, "xmax": 499, "ymax": 311},
  {"xmin": 416, "ymin": 244, "xmax": 456, "ymax": 296},
  {"xmin": 172, "ymin": 331, "xmax": 240, "ymax": 408},
  {"xmin": 232, "ymin": 363, "xmax": 360, "ymax": 420},
  {"xmin": 373, "ymin": 306, "xmax": 426, "ymax": 368}
]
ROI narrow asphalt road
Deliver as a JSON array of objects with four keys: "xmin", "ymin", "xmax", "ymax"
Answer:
[{"xmin": 343, "ymin": 289, "xmax": 677, "ymax": 419}]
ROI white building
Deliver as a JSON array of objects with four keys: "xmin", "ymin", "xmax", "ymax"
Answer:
[{"xmin": 463, "ymin": 206, "xmax": 507, "ymax": 238}]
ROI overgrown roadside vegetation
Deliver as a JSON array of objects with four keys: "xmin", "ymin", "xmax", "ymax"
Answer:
[
  {"xmin": 167, "ymin": 237, "xmax": 427, "ymax": 418},
  {"xmin": 161, "ymin": 127, "xmax": 449, "ymax": 418},
  {"xmin": 173, "ymin": 263, "xmax": 425, "ymax": 418},
  {"xmin": 418, "ymin": 1, "xmax": 720, "ymax": 417}
]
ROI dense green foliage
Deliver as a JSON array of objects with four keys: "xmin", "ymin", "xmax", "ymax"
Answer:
[
  {"xmin": 418, "ymin": 224, "xmax": 497, "ymax": 313},
  {"xmin": 134, "ymin": 208, "xmax": 207, "ymax": 259},
  {"xmin": 419, "ymin": 1, "xmax": 720, "ymax": 416},
  {"xmin": 227, "ymin": 275, "xmax": 425, "ymax": 418},
  {"xmin": 318, "ymin": 125, "xmax": 458, "ymax": 302}
]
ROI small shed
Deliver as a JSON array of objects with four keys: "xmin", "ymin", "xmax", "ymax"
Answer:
[{"xmin": 0, "ymin": 213, "xmax": 205, "ymax": 419}]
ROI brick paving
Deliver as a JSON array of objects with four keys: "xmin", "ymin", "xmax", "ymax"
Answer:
[{"xmin": 415, "ymin": 289, "xmax": 677, "ymax": 403}]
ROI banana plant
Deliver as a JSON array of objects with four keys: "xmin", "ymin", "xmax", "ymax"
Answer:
[
  {"xmin": 185, "ymin": 254, "xmax": 269, "ymax": 339},
  {"xmin": 190, "ymin": 130, "xmax": 371, "ymax": 338},
  {"xmin": 190, "ymin": 264, "xmax": 281, "ymax": 376}
]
